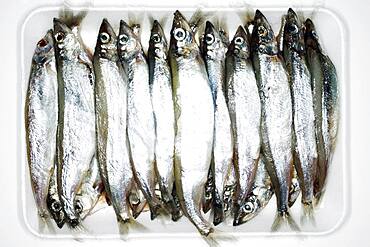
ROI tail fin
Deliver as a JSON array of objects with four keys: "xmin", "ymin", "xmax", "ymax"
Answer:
[
  {"xmin": 300, "ymin": 203, "xmax": 316, "ymax": 226},
  {"xmin": 271, "ymin": 211, "xmax": 300, "ymax": 232},
  {"xmin": 189, "ymin": 9, "xmax": 210, "ymax": 33},
  {"xmin": 38, "ymin": 216, "xmax": 56, "ymax": 234},
  {"xmin": 58, "ymin": 7, "xmax": 87, "ymax": 29},
  {"xmin": 117, "ymin": 218, "xmax": 148, "ymax": 240}
]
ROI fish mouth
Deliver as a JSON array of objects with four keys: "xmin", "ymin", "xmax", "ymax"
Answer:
[
  {"xmin": 171, "ymin": 10, "xmax": 191, "ymax": 32},
  {"xmin": 99, "ymin": 18, "xmax": 116, "ymax": 39},
  {"xmin": 53, "ymin": 18, "xmax": 70, "ymax": 35},
  {"xmin": 204, "ymin": 21, "xmax": 216, "ymax": 36}
]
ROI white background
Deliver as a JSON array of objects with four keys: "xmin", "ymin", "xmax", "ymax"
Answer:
[{"xmin": 1, "ymin": 0, "xmax": 367, "ymax": 246}]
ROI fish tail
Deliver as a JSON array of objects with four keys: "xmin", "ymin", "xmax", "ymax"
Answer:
[
  {"xmin": 300, "ymin": 203, "xmax": 316, "ymax": 226},
  {"xmin": 117, "ymin": 217, "xmax": 148, "ymax": 240},
  {"xmin": 69, "ymin": 221, "xmax": 90, "ymax": 240},
  {"xmin": 58, "ymin": 7, "xmax": 87, "ymax": 29},
  {"xmin": 271, "ymin": 211, "xmax": 300, "ymax": 232},
  {"xmin": 189, "ymin": 9, "xmax": 211, "ymax": 33},
  {"xmin": 38, "ymin": 215, "xmax": 56, "ymax": 234}
]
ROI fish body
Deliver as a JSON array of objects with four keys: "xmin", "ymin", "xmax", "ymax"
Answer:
[
  {"xmin": 25, "ymin": 30, "xmax": 58, "ymax": 220},
  {"xmin": 226, "ymin": 26, "xmax": 261, "ymax": 225},
  {"xmin": 200, "ymin": 21, "xmax": 233, "ymax": 225},
  {"xmin": 53, "ymin": 16, "xmax": 96, "ymax": 227},
  {"xmin": 170, "ymin": 11, "xmax": 214, "ymax": 236},
  {"xmin": 282, "ymin": 9, "xmax": 317, "ymax": 205},
  {"xmin": 94, "ymin": 19, "xmax": 134, "ymax": 223},
  {"xmin": 148, "ymin": 20, "xmax": 181, "ymax": 221},
  {"xmin": 304, "ymin": 18, "xmax": 339, "ymax": 202},
  {"xmin": 117, "ymin": 20, "xmax": 160, "ymax": 219},
  {"xmin": 250, "ymin": 10, "xmax": 293, "ymax": 215}
]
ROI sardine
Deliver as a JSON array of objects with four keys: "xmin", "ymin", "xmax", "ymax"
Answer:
[
  {"xmin": 148, "ymin": 20, "xmax": 181, "ymax": 221},
  {"xmin": 304, "ymin": 18, "xmax": 339, "ymax": 202},
  {"xmin": 117, "ymin": 20, "xmax": 161, "ymax": 219},
  {"xmin": 250, "ymin": 10, "xmax": 293, "ymax": 219},
  {"xmin": 200, "ymin": 21, "xmax": 233, "ymax": 225},
  {"xmin": 53, "ymin": 15, "xmax": 96, "ymax": 227},
  {"xmin": 282, "ymin": 9, "xmax": 317, "ymax": 206},
  {"xmin": 226, "ymin": 26, "xmax": 261, "ymax": 226},
  {"xmin": 94, "ymin": 19, "xmax": 134, "ymax": 223},
  {"xmin": 25, "ymin": 30, "xmax": 58, "ymax": 220},
  {"xmin": 233, "ymin": 157, "xmax": 273, "ymax": 224},
  {"xmin": 170, "ymin": 11, "xmax": 214, "ymax": 236}
]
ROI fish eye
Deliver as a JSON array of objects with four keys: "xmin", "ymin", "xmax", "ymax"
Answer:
[
  {"xmin": 74, "ymin": 200, "xmax": 83, "ymax": 214},
  {"xmin": 287, "ymin": 24, "xmax": 298, "ymax": 34},
  {"xmin": 244, "ymin": 202, "xmax": 254, "ymax": 213},
  {"xmin": 151, "ymin": 34, "xmax": 161, "ymax": 43},
  {"xmin": 54, "ymin": 32, "xmax": 65, "ymax": 43},
  {"xmin": 235, "ymin": 37, "xmax": 244, "ymax": 45},
  {"xmin": 174, "ymin": 28, "xmax": 186, "ymax": 41},
  {"xmin": 118, "ymin": 34, "xmax": 129, "ymax": 45},
  {"xmin": 37, "ymin": 39, "xmax": 48, "ymax": 48},
  {"xmin": 51, "ymin": 200, "xmax": 62, "ymax": 212},
  {"xmin": 311, "ymin": 30, "xmax": 319, "ymax": 39},
  {"xmin": 205, "ymin": 34, "xmax": 215, "ymax": 45},
  {"xmin": 100, "ymin": 32, "xmax": 110, "ymax": 44},
  {"xmin": 257, "ymin": 26, "xmax": 267, "ymax": 36}
]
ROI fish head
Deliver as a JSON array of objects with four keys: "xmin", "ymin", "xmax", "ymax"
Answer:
[
  {"xmin": 32, "ymin": 30, "xmax": 54, "ymax": 64},
  {"xmin": 169, "ymin": 10, "xmax": 198, "ymax": 58},
  {"xmin": 46, "ymin": 195, "xmax": 65, "ymax": 229},
  {"xmin": 233, "ymin": 194, "xmax": 260, "ymax": 226},
  {"xmin": 95, "ymin": 19, "xmax": 118, "ymax": 60},
  {"xmin": 201, "ymin": 21, "xmax": 228, "ymax": 60},
  {"xmin": 227, "ymin": 25, "xmax": 250, "ymax": 59},
  {"xmin": 304, "ymin": 18, "xmax": 321, "ymax": 51},
  {"xmin": 251, "ymin": 10, "xmax": 278, "ymax": 55},
  {"xmin": 117, "ymin": 20, "xmax": 143, "ymax": 61},
  {"xmin": 283, "ymin": 8, "xmax": 305, "ymax": 53},
  {"xmin": 148, "ymin": 20, "xmax": 168, "ymax": 60},
  {"xmin": 53, "ymin": 18, "xmax": 81, "ymax": 58}
]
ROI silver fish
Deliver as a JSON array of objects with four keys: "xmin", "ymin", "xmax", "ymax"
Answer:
[
  {"xmin": 46, "ymin": 161, "xmax": 65, "ymax": 228},
  {"xmin": 75, "ymin": 156, "xmax": 105, "ymax": 220},
  {"xmin": 148, "ymin": 20, "xmax": 181, "ymax": 221},
  {"xmin": 53, "ymin": 15, "xmax": 96, "ymax": 227},
  {"xmin": 250, "ymin": 10, "xmax": 293, "ymax": 218},
  {"xmin": 117, "ymin": 20, "xmax": 161, "ymax": 219},
  {"xmin": 170, "ymin": 11, "xmax": 214, "ymax": 236},
  {"xmin": 304, "ymin": 18, "xmax": 339, "ymax": 202},
  {"xmin": 25, "ymin": 30, "xmax": 58, "ymax": 220},
  {"xmin": 233, "ymin": 157, "xmax": 273, "ymax": 224},
  {"xmin": 200, "ymin": 21, "xmax": 233, "ymax": 225},
  {"xmin": 226, "ymin": 26, "xmax": 261, "ymax": 226},
  {"xmin": 282, "ymin": 9, "xmax": 317, "ymax": 206},
  {"xmin": 94, "ymin": 19, "xmax": 134, "ymax": 223}
]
